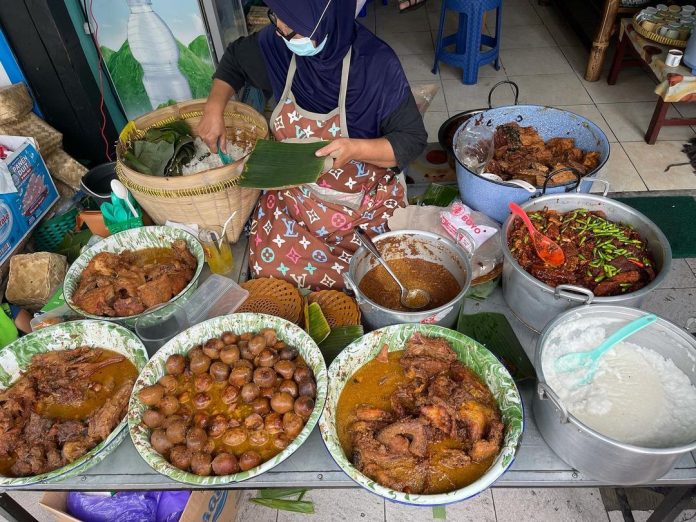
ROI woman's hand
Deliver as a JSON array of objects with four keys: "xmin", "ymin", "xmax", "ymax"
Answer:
[
  {"xmin": 316, "ymin": 137, "xmax": 398, "ymax": 169},
  {"xmin": 198, "ymin": 111, "xmax": 227, "ymax": 153}
]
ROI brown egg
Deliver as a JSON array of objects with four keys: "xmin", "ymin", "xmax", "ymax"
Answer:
[
  {"xmin": 193, "ymin": 413, "xmax": 209, "ymax": 429},
  {"xmin": 250, "ymin": 397, "xmax": 271, "ymax": 415},
  {"xmin": 150, "ymin": 429, "xmax": 173, "ymax": 456},
  {"xmin": 294, "ymin": 396, "xmax": 315, "ymax": 418},
  {"xmin": 240, "ymin": 332, "xmax": 253, "ymax": 342},
  {"xmin": 208, "ymin": 415, "xmax": 228, "ymax": 439},
  {"xmin": 189, "ymin": 354, "xmax": 212, "ymax": 375},
  {"xmin": 139, "ymin": 384, "xmax": 165, "ymax": 406},
  {"xmin": 223, "ymin": 426, "xmax": 247, "ymax": 446},
  {"xmin": 159, "ymin": 395, "xmax": 180, "ymax": 416},
  {"xmin": 203, "ymin": 338, "xmax": 224, "ymax": 359},
  {"xmin": 235, "ymin": 359, "xmax": 254, "ymax": 370},
  {"xmin": 244, "ymin": 413, "xmax": 264, "ymax": 431},
  {"xmin": 265, "ymin": 413, "xmax": 284, "ymax": 434},
  {"xmin": 253, "ymin": 367, "xmax": 276, "ymax": 388},
  {"xmin": 158, "ymin": 375, "xmax": 179, "ymax": 395},
  {"xmin": 221, "ymin": 384, "xmax": 240, "ymax": 405},
  {"xmin": 298, "ymin": 379, "xmax": 317, "ymax": 398},
  {"xmin": 209, "ymin": 361, "xmax": 230, "ymax": 382},
  {"xmin": 238, "ymin": 451, "xmax": 261, "ymax": 471},
  {"xmin": 161, "ymin": 414, "xmax": 185, "ymax": 430},
  {"xmin": 193, "ymin": 392, "xmax": 212, "ymax": 410},
  {"xmin": 274, "ymin": 360, "xmax": 296, "ymax": 380},
  {"xmin": 240, "ymin": 345, "xmax": 255, "ymax": 361},
  {"xmin": 283, "ymin": 412, "xmax": 304, "ymax": 438},
  {"xmin": 260, "ymin": 386, "xmax": 275, "ymax": 399},
  {"xmin": 142, "ymin": 409, "xmax": 165, "ymax": 429},
  {"xmin": 248, "ymin": 336, "xmax": 266, "ymax": 356},
  {"xmin": 270, "ymin": 392, "xmax": 295, "ymax": 414},
  {"xmin": 186, "ymin": 426, "xmax": 208, "ymax": 452},
  {"xmin": 279, "ymin": 346, "xmax": 298, "ymax": 361},
  {"xmin": 278, "ymin": 379, "xmax": 298, "ymax": 398},
  {"xmin": 273, "ymin": 434, "xmax": 290, "ymax": 450},
  {"xmin": 241, "ymin": 383, "xmax": 260, "ymax": 403},
  {"xmin": 221, "ymin": 331, "xmax": 238, "ymax": 345},
  {"xmin": 293, "ymin": 366, "xmax": 312, "ymax": 383},
  {"xmin": 212, "ymin": 453, "xmax": 239, "ymax": 476},
  {"xmin": 194, "ymin": 373, "xmax": 214, "ymax": 393},
  {"xmin": 190, "ymin": 452, "xmax": 212, "ymax": 476},
  {"xmin": 248, "ymin": 429, "xmax": 269, "ymax": 447},
  {"xmin": 188, "ymin": 346, "xmax": 204, "ymax": 360},
  {"xmin": 229, "ymin": 366, "xmax": 252, "ymax": 387},
  {"xmin": 165, "ymin": 354, "xmax": 186, "ymax": 376},
  {"xmin": 166, "ymin": 419, "xmax": 188, "ymax": 444},
  {"xmin": 255, "ymin": 349, "xmax": 277, "ymax": 368},
  {"xmin": 177, "ymin": 391, "xmax": 192, "ymax": 405},
  {"xmin": 219, "ymin": 345, "xmax": 240, "ymax": 365},
  {"xmin": 169, "ymin": 445, "xmax": 192, "ymax": 470}
]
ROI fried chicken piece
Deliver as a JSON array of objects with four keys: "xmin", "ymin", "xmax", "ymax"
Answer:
[
  {"xmin": 420, "ymin": 398, "xmax": 455, "ymax": 438},
  {"xmin": 113, "ymin": 297, "xmax": 146, "ymax": 317},
  {"xmin": 138, "ymin": 276, "xmax": 173, "ymax": 309},
  {"xmin": 469, "ymin": 420, "xmax": 504, "ymax": 463},
  {"xmin": 355, "ymin": 405, "xmax": 393, "ymax": 422},
  {"xmin": 172, "ymin": 239, "xmax": 198, "ymax": 269},
  {"xmin": 74, "ymin": 285, "xmax": 116, "ymax": 316},
  {"xmin": 88, "ymin": 379, "xmax": 133, "ymax": 441},
  {"xmin": 376, "ymin": 419, "xmax": 428, "ymax": 458},
  {"xmin": 391, "ymin": 379, "xmax": 426, "ymax": 417},
  {"xmin": 403, "ymin": 333, "xmax": 458, "ymax": 363},
  {"xmin": 457, "ymin": 400, "xmax": 497, "ymax": 441},
  {"xmin": 168, "ymin": 271, "xmax": 193, "ymax": 295},
  {"xmin": 432, "ymin": 448, "xmax": 471, "ymax": 470},
  {"xmin": 81, "ymin": 252, "xmax": 120, "ymax": 278}
]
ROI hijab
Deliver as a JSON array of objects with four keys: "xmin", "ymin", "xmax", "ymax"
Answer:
[{"xmin": 258, "ymin": 0, "xmax": 411, "ymax": 139}]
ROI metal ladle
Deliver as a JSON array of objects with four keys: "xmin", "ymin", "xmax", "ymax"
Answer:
[{"xmin": 354, "ymin": 227, "xmax": 431, "ymax": 310}]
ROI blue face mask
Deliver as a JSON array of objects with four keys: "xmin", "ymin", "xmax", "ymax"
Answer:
[{"xmin": 284, "ymin": 34, "xmax": 328, "ymax": 56}]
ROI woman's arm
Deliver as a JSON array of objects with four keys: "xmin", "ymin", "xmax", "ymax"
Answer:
[
  {"xmin": 199, "ymin": 79, "xmax": 236, "ymax": 152},
  {"xmin": 316, "ymin": 92, "xmax": 427, "ymax": 169}
]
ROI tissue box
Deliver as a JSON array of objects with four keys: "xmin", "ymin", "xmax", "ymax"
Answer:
[
  {"xmin": 6, "ymin": 252, "xmax": 67, "ymax": 308},
  {"xmin": 0, "ymin": 135, "xmax": 59, "ymax": 266}
]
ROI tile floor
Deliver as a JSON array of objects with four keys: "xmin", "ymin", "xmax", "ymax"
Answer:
[{"xmin": 4, "ymin": 1, "xmax": 696, "ymax": 521}]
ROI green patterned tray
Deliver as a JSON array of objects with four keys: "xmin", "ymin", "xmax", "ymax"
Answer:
[
  {"xmin": 0, "ymin": 320, "xmax": 148, "ymax": 487},
  {"xmin": 318, "ymin": 323, "xmax": 523, "ymax": 506},
  {"xmin": 128, "ymin": 313, "xmax": 328, "ymax": 486}
]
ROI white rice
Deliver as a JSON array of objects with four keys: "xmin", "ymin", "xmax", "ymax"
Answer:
[{"xmin": 182, "ymin": 137, "xmax": 248, "ymax": 176}]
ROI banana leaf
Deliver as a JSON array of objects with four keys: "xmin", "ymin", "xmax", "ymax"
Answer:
[
  {"xmin": 305, "ymin": 302, "xmax": 331, "ymax": 344},
  {"xmin": 319, "ymin": 325, "xmax": 364, "ymax": 365},
  {"xmin": 238, "ymin": 140, "xmax": 329, "ymax": 189}
]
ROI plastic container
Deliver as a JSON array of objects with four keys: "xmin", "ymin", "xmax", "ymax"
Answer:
[{"xmin": 185, "ymin": 274, "xmax": 249, "ymax": 324}]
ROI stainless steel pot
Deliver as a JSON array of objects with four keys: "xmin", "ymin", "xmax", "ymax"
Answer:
[
  {"xmin": 343, "ymin": 230, "xmax": 472, "ymax": 330},
  {"xmin": 533, "ymin": 305, "xmax": 696, "ymax": 485},
  {"xmin": 501, "ymin": 190, "xmax": 672, "ymax": 332}
]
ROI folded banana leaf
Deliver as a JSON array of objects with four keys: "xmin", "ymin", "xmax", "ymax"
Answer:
[
  {"xmin": 237, "ymin": 140, "xmax": 329, "ymax": 189},
  {"xmin": 122, "ymin": 120, "xmax": 195, "ymax": 176}
]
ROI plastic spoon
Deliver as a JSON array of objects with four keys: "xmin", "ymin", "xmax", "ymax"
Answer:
[
  {"xmin": 354, "ymin": 227, "xmax": 431, "ymax": 310},
  {"xmin": 110, "ymin": 180, "xmax": 138, "ymax": 218},
  {"xmin": 480, "ymin": 173, "xmax": 536, "ymax": 193},
  {"xmin": 554, "ymin": 314, "xmax": 658, "ymax": 385},
  {"xmin": 509, "ymin": 202, "xmax": 565, "ymax": 267},
  {"xmin": 217, "ymin": 138, "xmax": 232, "ymax": 165}
]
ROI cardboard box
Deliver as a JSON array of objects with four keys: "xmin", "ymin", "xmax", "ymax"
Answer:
[
  {"xmin": 0, "ymin": 135, "xmax": 58, "ymax": 266},
  {"xmin": 40, "ymin": 490, "xmax": 240, "ymax": 522}
]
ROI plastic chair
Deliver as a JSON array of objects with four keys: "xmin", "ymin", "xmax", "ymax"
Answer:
[
  {"xmin": 359, "ymin": 0, "xmax": 388, "ymax": 18},
  {"xmin": 432, "ymin": 0, "xmax": 502, "ymax": 85}
]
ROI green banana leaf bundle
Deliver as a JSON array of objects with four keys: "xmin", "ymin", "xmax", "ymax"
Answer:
[{"xmin": 122, "ymin": 120, "xmax": 196, "ymax": 177}]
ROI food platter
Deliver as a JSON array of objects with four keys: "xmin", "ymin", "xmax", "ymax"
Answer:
[
  {"xmin": 319, "ymin": 323, "xmax": 523, "ymax": 505},
  {"xmin": 63, "ymin": 226, "xmax": 205, "ymax": 328},
  {"xmin": 0, "ymin": 320, "xmax": 148, "ymax": 487},
  {"xmin": 128, "ymin": 313, "xmax": 328, "ymax": 486}
]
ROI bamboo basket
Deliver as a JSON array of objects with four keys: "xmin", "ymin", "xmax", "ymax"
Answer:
[
  {"xmin": 116, "ymin": 99, "xmax": 268, "ymax": 242},
  {"xmin": 0, "ymin": 83, "xmax": 33, "ymax": 124}
]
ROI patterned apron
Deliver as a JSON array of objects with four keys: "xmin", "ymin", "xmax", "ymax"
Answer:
[{"xmin": 249, "ymin": 48, "xmax": 406, "ymax": 290}]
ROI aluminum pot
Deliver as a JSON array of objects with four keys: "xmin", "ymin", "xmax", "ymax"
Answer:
[
  {"xmin": 501, "ymin": 191, "xmax": 672, "ymax": 332},
  {"xmin": 533, "ymin": 305, "xmax": 696, "ymax": 485},
  {"xmin": 343, "ymin": 230, "xmax": 472, "ymax": 330},
  {"xmin": 454, "ymin": 105, "xmax": 610, "ymax": 223}
]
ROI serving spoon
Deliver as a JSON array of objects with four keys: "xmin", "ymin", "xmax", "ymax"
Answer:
[
  {"xmin": 509, "ymin": 202, "xmax": 565, "ymax": 267},
  {"xmin": 354, "ymin": 227, "xmax": 431, "ymax": 310},
  {"xmin": 110, "ymin": 179, "xmax": 139, "ymax": 218},
  {"xmin": 554, "ymin": 314, "xmax": 657, "ymax": 385}
]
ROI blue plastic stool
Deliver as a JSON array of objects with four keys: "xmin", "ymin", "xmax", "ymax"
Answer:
[
  {"xmin": 432, "ymin": 0, "xmax": 502, "ymax": 85},
  {"xmin": 359, "ymin": 0, "xmax": 388, "ymax": 18}
]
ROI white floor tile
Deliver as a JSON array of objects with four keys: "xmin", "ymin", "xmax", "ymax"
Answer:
[
  {"xmin": 557, "ymin": 104, "xmax": 618, "ymax": 143},
  {"xmin": 423, "ymin": 111, "xmax": 449, "ymax": 142},
  {"xmin": 546, "ymin": 23, "xmax": 584, "ymax": 47},
  {"xmin": 598, "ymin": 102, "xmax": 695, "ymax": 142},
  {"xmin": 509, "ymin": 73, "xmax": 592, "ymax": 106},
  {"xmin": 385, "ymin": 490, "xmax": 496, "ymax": 522},
  {"xmin": 500, "ymin": 0, "xmax": 542, "ymax": 27},
  {"xmin": 7, "ymin": 491, "xmax": 51, "ymax": 522},
  {"xmin": 377, "ymin": 5, "xmax": 430, "ymax": 33},
  {"xmin": 500, "ymin": 47, "xmax": 574, "ymax": 76},
  {"xmin": 582, "ymin": 69, "xmax": 658, "ymax": 104},
  {"xmin": 560, "ymin": 46, "xmax": 591, "ymax": 76},
  {"xmin": 378, "ymin": 30, "xmax": 434, "ymax": 56},
  {"xmin": 234, "ymin": 490, "xmax": 279, "ymax": 522},
  {"xmin": 662, "ymin": 259, "xmax": 696, "ymax": 289},
  {"xmin": 442, "ymin": 77, "xmax": 517, "ymax": 112},
  {"xmin": 400, "ymin": 53, "xmax": 440, "ymax": 83},
  {"xmin": 438, "ymin": 60, "xmax": 507, "ymax": 82},
  {"xmin": 492, "ymin": 488, "xmax": 609, "ymax": 522},
  {"xmin": 623, "ymin": 141, "xmax": 696, "ymax": 190},
  {"xmin": 411, "ymin": 80, "xmax": 448, "ymax": 112},
  {"xmin": 593, "ymin": 143, "xmax": 648, "ymax": 192},
  {"xmin": 644, "ymin": 288, "xmax": 696, "ymax": 330},
  {"xmin": 276, "ymin": 489, "xmax": 385, "ymax": 522},
  {"xmin": 500, "ymin": 23, "xmax": 556, "ymax": 49}
]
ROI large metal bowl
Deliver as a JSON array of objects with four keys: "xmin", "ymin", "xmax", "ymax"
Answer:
[
  {"xmin": 501, "ymin": 193, "xmax": 672, "ymax": 332},
  {"xmin": 319, "ymin": 323, "xmax": 523, "ymax": 505},
  {"xmin": 534, "ymin": 305, "xmax": 696, "ymax": 485},
  {"xmin": 454, "ymin": 105, "xmax": 611, "ymax": 223},
  {"xmin": 64, "ymin": 226, "xmax": 205, "ymax": 329},
  {"xmin": 343, "ymin": 230, "xmax": 472, "ymax": 330}
]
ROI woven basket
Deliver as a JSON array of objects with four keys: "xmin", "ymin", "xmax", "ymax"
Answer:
[
  {"xmin": 33, "ymin": 208, "xmax": 79, "ymax": 252},
  {"xmin": 45, "ymin": 150, "xmax": 88, "ymax": 190},
  {"xmin": 116, "ymin": 99, "xmax": 268, "ymax": 243},
  {"xmin": 237, "ymin": 278, "xmax": 303, "ymax": 324},
  {"xmin": 0, "ymin": 83, "xmax": 32, "ymax": 124},
  {"xmin": 632, "ymin": 15, "xmax": 688, "ymax": 48},
  {"xmin": 0, "ymin": 112, "xmax": 63, "ymax": 157},
  {"xmin": 308, "ymin": 290, "xmax": 361, "ymax": 327}
]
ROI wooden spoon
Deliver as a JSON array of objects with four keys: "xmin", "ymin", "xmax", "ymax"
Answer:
[{"xmin": 509, "ymin": 202, "xmax": 565, "ymax": 267}]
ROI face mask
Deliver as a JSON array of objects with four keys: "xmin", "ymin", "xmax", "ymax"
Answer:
[{"xmin": 284, "ymin": 34, "xmax": 328, "ymax": 56}]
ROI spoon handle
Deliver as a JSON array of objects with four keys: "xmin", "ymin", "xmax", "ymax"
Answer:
[
  {"xmin": 508, "ymin": 202, "xmax": 537, "ymax": 234},
  {"xmin": 354, "ymin": 228, "xmax": 406, "ymax": 293},
  {"xmin": 593, "ymin": 313, "xmax": 658, "ymax": 360}
]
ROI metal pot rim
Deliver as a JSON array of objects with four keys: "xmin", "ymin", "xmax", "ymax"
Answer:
[
  {"xmin": 501, "ymin": 193, "xmax": 672, "ymax": 302},
  {"xmin": 534, "ymin": 304, "xmax": 696, "ymax": 454},
  {"xmin": 348, "ymin": 229, "xmax": 472, "ymax": 317}
]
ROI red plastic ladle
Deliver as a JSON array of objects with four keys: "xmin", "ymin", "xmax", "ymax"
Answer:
[{"xmin": 509, "ymin": 202, "xmax": 565, "ymax": 267}]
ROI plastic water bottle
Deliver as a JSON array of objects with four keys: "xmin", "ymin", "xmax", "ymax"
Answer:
[{"xmin": 126, "ymin": 0, "xmax": 192, "ymax": 109}]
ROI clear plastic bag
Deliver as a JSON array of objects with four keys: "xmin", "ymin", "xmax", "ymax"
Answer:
[{"xmin": 453, "ymin": 124, "xmax": 494, "ymax": 174}]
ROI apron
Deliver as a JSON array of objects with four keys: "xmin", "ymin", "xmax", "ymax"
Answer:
[{"xmin": 248, "ymin": 48, "xmax": 406, "ymax": 290}]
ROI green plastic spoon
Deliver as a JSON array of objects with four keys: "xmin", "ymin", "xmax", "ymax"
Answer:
[{"xmin": 554, "ymin": 313, "xmax": 658, "ymax": 385}]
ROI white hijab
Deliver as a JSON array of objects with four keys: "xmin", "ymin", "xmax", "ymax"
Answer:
[{"xmin": 355, "ymin": 0, "xmax": 367, "ymax": 17}]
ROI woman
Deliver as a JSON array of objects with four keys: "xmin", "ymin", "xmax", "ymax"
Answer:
[{"xmin": 198, "ymin": 0, "xmax": 427, "ymax": 290}]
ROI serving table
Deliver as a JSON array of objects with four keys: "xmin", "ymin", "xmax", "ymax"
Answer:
[{"xmin": 1, "ymin": 192, "xmax": 696, "ymax": 522}]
